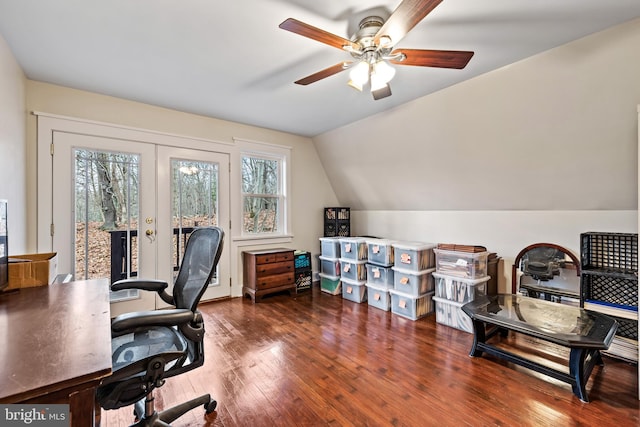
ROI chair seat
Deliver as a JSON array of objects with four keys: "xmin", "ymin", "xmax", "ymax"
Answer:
[
  {"xmin": 112, "ymin": 326, "xmax": 188, "ymax": 371},
  {"xmin": 98, "ymin": 326, "xmax": 189, "ymax": 410}
]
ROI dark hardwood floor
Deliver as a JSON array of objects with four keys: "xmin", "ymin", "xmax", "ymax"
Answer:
[{"xmin": 102, "ymin": 285, "xmax": 639, "ymax": 426}]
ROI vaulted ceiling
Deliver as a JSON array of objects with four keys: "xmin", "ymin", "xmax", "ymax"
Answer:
[{"xmin": 1, "ymin": 0, "xmax": 640, "ymax": 137}]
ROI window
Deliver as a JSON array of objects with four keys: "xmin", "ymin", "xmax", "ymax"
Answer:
[{"xmin": 241, "ymin": 153, "xmax": 284, "ymax": 235}]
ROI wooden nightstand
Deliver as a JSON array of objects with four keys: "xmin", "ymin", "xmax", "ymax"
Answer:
[{"xmin": 242, "ymin": 248, "xmax": 296, "ymax": 303}]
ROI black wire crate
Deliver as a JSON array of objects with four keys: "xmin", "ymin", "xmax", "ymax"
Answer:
[
  {"xmin": 581, "ymin": 271, "xmax": 638, "ymax": 308},
  {"xmin": 580, "ymin": 232, "xmax": 638, "ymax": 273},
  {"xmin": 295, "ymin": 268, "xmax": 312, "ymax": 292},
  {"xmin": 324, "ymin": 207, "xmax": 350, "ymax": 237},
  {"xmin": 611, "ymin": 315, "xmax": 639, "ymax": 341}
]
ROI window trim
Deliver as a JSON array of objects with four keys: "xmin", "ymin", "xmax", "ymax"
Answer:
[{"xmin": 234, "ymin": 138, "xmax": 291, "ymax": 241}]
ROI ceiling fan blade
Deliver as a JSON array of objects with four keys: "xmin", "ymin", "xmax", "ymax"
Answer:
[
  {"xmin": 374, "ymin": 0, "xmax": 443, "ymax": 47},
  {"xmin": 280, "ymin": 18, "xmax": 360, "ymax": 51},
  {"xmin": 390, "ymin": 49, "xmax": 474, "ymax": 69},
  {"xmin": 294, "ymin": 62, "xmax": 352, "ymax": 86}
]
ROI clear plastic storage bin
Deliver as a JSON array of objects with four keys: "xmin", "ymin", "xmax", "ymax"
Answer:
[
  {"xmin": 319, "ymin": 273, "xmax": 341, "ymax": 295},
  {"xmin": 388, "ymin": 289, "xmax": 434, "ymax": 321},
  {"xmin": 340, "ymin": 258, "xmax": 367, "ymax": 281},
  {"xmin": 366, "ymin": 238, "xmax": 395, "ymax": 266},
  {"xmin": 433, "ymin": 249, "xmax": 489, "ymax": 278},
  {"xmin": 365, "ymin": 263, "xmax": 394, "ymax": 288},
  {"xmin": 433, "ymin": 296, "xmax": 473, "ymax": 333},
  {"xmin": 366, "ymin": 283, "xmax": 391, "ymax": 311},
  {"xmin": 319, "ymin": 255, "xmax": 341, "ymax": 277},
  {"xmin": 393, "ymin": 242, "xmax": 436, "ymax": 271},
  {"xmin": 433, "ymin": 272, "xmax": 490, "ymax": 303},
  {"xmin": 339, "ymin": 237, "xmax": 368, "ymax": 261},
  {"xmin": 319, "ymin": 237, "xmax": 341, "ymax": 258},
  {"xmin": 392, "ymin": 267, "xmax": 435, "ymax": 296},
  {"xmin": 341, "ymin": 277, "xmax": 367, "ymax": 303}
]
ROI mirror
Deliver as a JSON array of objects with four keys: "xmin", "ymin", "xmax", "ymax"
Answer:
[{"xmin": 511, "ymin": 243, "xmax": 581, "ymax": 304}]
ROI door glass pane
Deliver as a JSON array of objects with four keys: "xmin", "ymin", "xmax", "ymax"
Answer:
[
  {"xmin": 74, "ymin": 149, "xmax": 139, "ymax": 301},
  {"xmin": 171, "ymin": 159, "xmax": 219, "ymax": 285}
]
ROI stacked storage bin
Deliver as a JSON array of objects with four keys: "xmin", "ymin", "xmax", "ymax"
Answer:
[
  {"xmin": 294, "ymin": 250, "xmax": 312, "ymax": 292},
  {"xmin": 319, "ymin": 237, "xmax": 342, "ymax": 295},
  {"xmin": 432, "ymin": 246, "xmax": 490, "ymax": 333},
  {"xmin": 389, "ymin": 242, "xmax": 436, "ymax": 320},
  {"xmin": 365, "ymin": 239, "xmax": 395, "ymax": 311},
  {"xmin": 339, "ymin": 237, "xmax": 368, "ymax": 303}
]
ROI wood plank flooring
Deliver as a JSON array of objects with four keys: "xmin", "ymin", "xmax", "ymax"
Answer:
[{"xmin": 102, "ymin": 285, "xmax": 639, "ymax": 426}]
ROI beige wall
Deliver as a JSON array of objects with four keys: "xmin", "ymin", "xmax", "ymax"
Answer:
[
  {"xmin": 0, "ymin": 34, "xmax": 26, "ymax": 254},
  {"xmin": 314, "ymin": 18, "xmax": 640, "ymax": 211},
  {"xmin": 25, "ymin": 82, "xmax": 339, "ymax": 294},
  {"xmin": 313, "ymin": 19, "xmax": 640, "ymax": 292}
]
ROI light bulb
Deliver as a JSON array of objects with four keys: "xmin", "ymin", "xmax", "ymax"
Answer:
[
  {"xmin": 349, "ymin": 61, "xmax": 370, "ymax": 86},
  {"xmin": 372, "ymin": 60, "xmax": 396, "ymax": 84}
]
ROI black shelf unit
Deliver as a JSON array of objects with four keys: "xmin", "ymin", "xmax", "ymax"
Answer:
[{"xmin": 324, "ymin": 207, "xmax": 350, "ymax": 237}]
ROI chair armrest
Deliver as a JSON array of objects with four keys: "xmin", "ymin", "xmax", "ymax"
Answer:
[
  {"xmin": 111, "ymin": 308, "xmax": 194, "ymax": 334},
  {"xmin": 111, "ymin": 279, "xmax": 174, "ymax": 305},
  {"xmin": 111, "ymin": 278, "xmax": 168, "ymax": 292}
]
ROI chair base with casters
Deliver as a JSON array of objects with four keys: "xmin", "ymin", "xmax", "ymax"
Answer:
[{"xmin": 96, "ymin": 226, "xmax": 225, "ymax": 427}]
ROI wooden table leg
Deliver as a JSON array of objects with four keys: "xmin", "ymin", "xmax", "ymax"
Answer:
[{"xmin": 69, "ymin": 386, "xmax": 98, "ymax": 427}]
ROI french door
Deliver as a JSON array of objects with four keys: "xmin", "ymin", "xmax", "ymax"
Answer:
[{"xmin": 51, "ymin": 131, "xmax": 230, "ymax": 316}]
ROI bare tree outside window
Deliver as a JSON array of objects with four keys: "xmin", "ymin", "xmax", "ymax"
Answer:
[
  {"xmin": 241, "ymin": 155, "xmax": 281, "ymax": 233},
  {"xmin": 74, "ymin": 149, "xmax": 139, "ymax": 295}
]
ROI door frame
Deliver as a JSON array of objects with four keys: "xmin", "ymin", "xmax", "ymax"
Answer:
[{"xmin": 36, "ymin": 113, "xmax": 234, "ymax": 307}]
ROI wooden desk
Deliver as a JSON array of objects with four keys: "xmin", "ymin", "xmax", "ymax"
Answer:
[{"xmin": 0, "ymin": 279, "xmax": 112, "ymax": 426}]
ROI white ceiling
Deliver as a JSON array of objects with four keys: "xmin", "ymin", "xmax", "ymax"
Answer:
[{"xmin": 1, "ymin": 0, "xmax": 640, "ymax": 137}]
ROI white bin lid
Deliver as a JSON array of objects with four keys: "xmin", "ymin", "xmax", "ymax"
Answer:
[
  {"xmin": 365, "ymin": 238, "xmax": 396, "ymax": 245},
  {"xmin": 338, "ymin": 237, "xmax": 367, "ymax": 243},
  {"xmin": 338, "ymin": 257, "xmax": 367, "ymax": 264},
  {"xmin": 392, "ymin": 266, "xmax": 436, "ymax": 276},
  {"xmin": 341, "ymin": 276, "xmax": 366, "ymax": 286},
  {"xmin": 365, "ymin": 282, "xmax": 391, "ymax": 291},
  {"xmin": 318, "ymin": 273, "xmax": 340, "ymax": 281},
  {"xmin": 392, "ymin": 241, "xmax": 436, "ymax": 251},
  {"xmin": 319, "ymin": 255, "xmax": 339, "ymax": 262},
  {"xmin": 432, "ymin": 272, "xmax": 491, "ymax": 284},
  {"xmin": 319, "ymin": 237, "xmax": 341, "ymax": 242},
  {"xmin": 432, "ymin": 295, "xmax": 466, "ymax": 307},
  {"xmin": 388, "ymin": 288, "xmax": 435, "ymax": 298}
]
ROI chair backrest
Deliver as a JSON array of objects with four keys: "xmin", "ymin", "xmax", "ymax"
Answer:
[{"xmin": 173, "ymin": 227, "xmax": 224, "ymax": 312}]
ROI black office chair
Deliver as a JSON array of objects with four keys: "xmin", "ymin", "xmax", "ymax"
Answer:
[{"xmin": 97, "ymin": 226, "xmax": 224, "ymax": 426}]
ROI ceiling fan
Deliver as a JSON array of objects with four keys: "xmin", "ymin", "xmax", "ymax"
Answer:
[{"xmin": 279, "ymin": 0, "xmax": 474, "ymax": 100}]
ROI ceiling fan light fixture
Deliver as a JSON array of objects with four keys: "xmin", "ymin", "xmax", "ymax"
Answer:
[
  {"xmin": 372, "ymin": 60, "xmax": 396, "ymax": 85},
  {"xmin": 378, "ymin": 35, "xmax": 393, "ymax": 47},
  {"xmin": 347, "ymin": 79, "xmax": 363, "ymax": 92},
  {"xmin": 349, "ymin": 61, "xmax": 370, "ymax": 86}
]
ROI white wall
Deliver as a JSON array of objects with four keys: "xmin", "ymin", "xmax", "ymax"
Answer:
[
  {"xmin": 25, "ymin": 82, "xmax": 339, "ymax": 295},
  {"xmin": 314, "ymin": 18, "xmax": 640, "ymax": 211},
  {"xmin": 0, "ymin": 34, "xmax": 27, "ymax": 254}
]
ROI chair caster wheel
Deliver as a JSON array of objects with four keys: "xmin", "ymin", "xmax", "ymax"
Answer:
[{"xmin": 205, "ymin": 399, "xmax": 217, "ymax": 414}]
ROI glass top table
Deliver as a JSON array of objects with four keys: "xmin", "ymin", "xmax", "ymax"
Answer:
[{"xmin": 462, "ymin": 294, "xmax": 618, "ymax": 402}]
